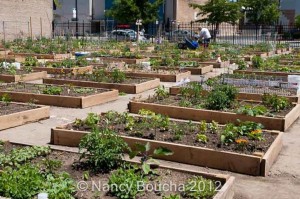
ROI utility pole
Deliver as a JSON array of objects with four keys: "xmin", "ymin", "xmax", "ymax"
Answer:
[{"xmin": 75, "ymin": 0, "xmax": 78, "ymax": 39}]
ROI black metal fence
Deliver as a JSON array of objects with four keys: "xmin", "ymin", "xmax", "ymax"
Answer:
[{"xmin": 53, "ymin": 20, "xmax": 300, "ymax": 47}]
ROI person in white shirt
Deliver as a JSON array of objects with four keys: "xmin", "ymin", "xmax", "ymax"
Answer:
[{"xmin": 199, "ymin": 27, "xmax": 211, "ymax": 48}]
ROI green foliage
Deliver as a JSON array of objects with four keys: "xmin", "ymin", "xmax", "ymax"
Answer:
[
  {"xmin": 129, "ymin": 142, "xmax": 173, "ymax": 175},
  {"xmin": 183, "ymin": 176, "xmax": 216, "ymax": 199},
  {"xmin": 42, "ymin": 86, "xmax": 62, "ymax": 95},
  {"xmin": 163, "ymin": 194, "xmax": 181, "ymax": 199},
  {"xmin": 252, "ymin": 56, "xmax": 264, "ymax": 68},
  {"xmin": 240, "ymin": 0, "xmax": 280, "ymax": 25},
  {"xmin": 109, "ymin": 167, "xmax": 145, "ymax": 199},
  {"xmin": 111, "ymin": 69, "xmax": 126, "ymax": 83},
  {"xmin": 79, "ymin": 128, "xmax": 128, "ymax": 172},
  {"xmin": 84, "ymin": 113, "xmax": 100, "ymax": 128},
  {"xmin": 154, "ymin": 85, "xmax": 169, "ymax": 100},
  {"xmin": 197, "ymin": 134, "xmax": 208, "ymax": 143},
  {"xmin": 41, "ymin": 158, "xmax": 62, "ymax": 174},
  {"xmin": 262, "ymin": 94, "xmax": 291, "ymax": 112},
  {"xmin": 0, "ymin": 164, "xmax": 45, "ymax": 199},
  {"xmin": 213, "ymin": 84, "xmax": 237, "ymax": 102},
  {"xmin": 23, "ymin": 56, "xmax": 38, "ymax": 67},
  {"xmin": 295, "ymin": 15, "xmax": 300, "ymax": 28},
  {"xmin": 0, "ymin": 146, "xmax": 51, "ymax": 168},
  {"xmin": 236, "ymin": 105, "xmax": 267, "ymax": 116},
  {"xmin": 205, "ymin": 90, "xmax": 231, "ymax": 110},
  {"xmin": 1, "ymin": 94, "xmax": 11, "ymax": 105},
  {"xmin": 237, "ymin": 59, "xmax": 247, "ymax": 70},
  {"xmin": 106, "ymin": 0, "xmax": 163, "ymax": 24},
  {"xmin": 190, "ymin": 0, "xmax": 242, "ymax": 27}
]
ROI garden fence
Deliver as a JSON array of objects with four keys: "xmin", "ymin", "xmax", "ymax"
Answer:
[{"xmin": 0, "ymin": 21, "xmax": 30, "ymax": 42}]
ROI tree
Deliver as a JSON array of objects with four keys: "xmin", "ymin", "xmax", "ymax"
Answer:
[
  {"xmin": 189, "ymin": 0, "xmax": 242, "ymax": 30},
  {"xmin": 106, "ymin": 0, "xmax": 163, "ymax": 24},
  {"xmin": 295, "ymin": 15, "xmax": 300, "ymax": 28},
  {"xmin": 240, "ymin": 0, "xmax": 280, "ymax": 25}
]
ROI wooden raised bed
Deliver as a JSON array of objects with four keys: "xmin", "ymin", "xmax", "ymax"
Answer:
[
  {"xmin": 158, "ymin": 64, "xmax": 213, "ymax": 75},
  {"xmin": 120, "ymin": 70, "xmax": 191, "ymax": 82},
  {"xmin": 0, "ymin": 88, "xmax": 118, "ymax": 108},
  {"xmin": 43, "ymin": 78, "xmax": 160, "ymax": 94},
  {"xmin": 0, "ymin": 103, "xmax": 49, "ymax": 130},
  {"xmin": 0, "ymin": 71, "xmax": 47, "ymax": 83},
  {"xmin": 101, "ymin": 57, "xmax": 149, "ymax": 64},
  {"xmin": 22, "ymin": 142, "xmax": 235, "ymax": 199},
  {"xmin": 128, "ymin": 101, "xmax": 300, "ymax": 131},
  {"xmin": 234, "ymin": 70, "xmax": 300, "ymax": 77},
  {"xmin": 180, "ymin": 59, "xmax": 230, "ymax": 68},
  {"xmin": 32, "ymin": 65, "xmax": 93, "ymax": 74},
  {"xmin": 7, "ymin": 52, "xmax": 71, "ymax": 59},
  {"xmin": 51, "ymin": 123, "xmax": 282, "ymax": 176},
  {"xmin": 169, "ymin": 87, "xmax": 300, "ymax": 103}
]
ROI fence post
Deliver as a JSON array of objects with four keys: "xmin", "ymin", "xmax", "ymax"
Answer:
[
  {"xmin": 83, "ymin": 20, "xmax": 85, "ymax": 38},
  {"xmin": 40, "ymin": 17, "xmax": 43, "ymax": 39},
  {"xmin": 152, "ymin": 22, "xmax": 154, "ymax": 43},
  {"xmin": 30, "ymin": 17, "xmax": 33, "ymax": 39},
  {"xmin": 3, "ymin": 21, "xmax": 5, "ymax": 45},
  {"xmin": 190, "ymin": 21, "xmax": 193, "ymax": 38},
  {"xmin": 233, "ymin": 24, "xmax": 235, "ymax": 45}
]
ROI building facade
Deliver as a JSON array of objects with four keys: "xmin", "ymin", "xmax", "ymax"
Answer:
[
  {"xmin": 280, "ymin": 0, "xmax": 300, "ymax": 25},
  {"xmin": 0, "ymin": 0, "xmax": 53, "ymax": 41}
]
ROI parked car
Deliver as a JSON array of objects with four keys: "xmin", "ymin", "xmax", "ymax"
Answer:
[{"xmin": 109, "ymin": 30, "xmax": 133, "ymax": 41}]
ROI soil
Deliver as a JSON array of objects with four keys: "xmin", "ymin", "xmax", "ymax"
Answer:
[
  {"xmin": 0, "ymin": 102, "xmax": 37, "ymax": 116},
  {"xmin": 65, "ymin": 114, "xmax": 277, "ymax": 155},
  {"xmin": 2, "ymin": 144, "xmax": 223, "ymax": 199},
  {"xmin": 0, "ymin": 83, "xmax": 110, "ymax": 97},
  {"xmin": 144, "ymin": 95, "xmax": 293, "ymax": 118},
  {"xmin": 52, "ymin": 75, "xmax": 155, "ymax": 84}
]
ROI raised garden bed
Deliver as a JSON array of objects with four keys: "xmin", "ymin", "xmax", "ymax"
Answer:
[
  {"xmin": 0, "ymin": 83, "xmax": 118, "ymax": 108},
  {"xmin": 51, "ymin": 111, "xmax": 282, "ymax": 176},
  {"xmin": 0, "ymin": 102, "xmax": 49, "ymax": 130},
  {"xmin": 7, "ymin": 52, "xmax": 71, "ymax": 59},
  {"xmin": 101, "ymin": 57, "xmax": 149, "ymax": 64},
  {"xmin": 0, "ymin": 71, "xmax": 47, "ymax": 83},
  {"xmin": 43, "ymin": 77, "xmax": 160, "ymax": 94},
  {"xmin": 0, "ymin": 143, "xmax": 235, "ymax": 199},
  {"xmin": 128, "ymin": 100, "xmax": 300, "ymax": 131},
  {"xmin": 169, "ymin": 84, "xmax": 300, "ymax": 103},
  {"xmin": 118, "ymin": 70, "xmax": 191, "ymax": 82},
  {"xmin": 158, "ymin": 64, "xmax": 213, "ymax": 75},
  {"xmin": 180, "ymin": 59, "xmax": 230, "ymax": 68},
  {"xmin": 32, "ymin": 65, "xmax": 93, "ymax": 74}
]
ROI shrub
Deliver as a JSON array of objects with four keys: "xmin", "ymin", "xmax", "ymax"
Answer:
[
  {"xmin": 79, "ymin": 128, "xmax": 128, "ymax": 172},
  {"xmin": 262, "ymin": 94, "xmax": 291, "ymax": 112},
  {"xmin": 205, "ymin": 90, "xmax": 231, "ymax": 110},
  {"xmin": 252, "ymin": 56, "xmax": 264, "ymax": 68}
]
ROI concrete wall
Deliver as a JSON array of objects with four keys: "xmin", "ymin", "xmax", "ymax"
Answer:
[
  {"xmin": 280, "ymin": 0, "xmax": 300, "ymax": 25},
  {"xmin": 176, "ymin": 0, "xmax": 206, "ymax": 22},
  {"xmin": 0, "ymin": 0, "xmax": 53, "ymax": 41}
]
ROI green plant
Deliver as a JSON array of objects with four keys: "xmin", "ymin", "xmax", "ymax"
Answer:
[
  {"xmin": 108, "ymin": 167, "xmax": 145, "ymax": 199},
  {"xmin": 208, "ymin": 121, "xmax": 218, "ymax": 133},
  {"xmin": 42, "ymin": 158, "xmax": 62, "ymax": 173},
  {"xmin": 23, "ymin": 56, "xmax": 38, "ymax": 67},
  {"xmin": 179, "ymin": 99, "xmax": 193, "ymax": 107},
  {"xmin": 237, "ymin": 59, "xmax": 247, "ymax": 70},
  {"xmin": 84, "ymin": 113, "xmax": 100, "ymax": 128},
  {"xmin": 129, "ymin": 142, "xmax": 173, "ymax": 175},
  {"xmin": 42, "ymin": 86, "xmax": 62, "ymax": 95},
  {"xmin": 236, "ymin": 105, "xmax": 267, "ymax": 116},
  {"xmin": 199, "ymin": 120, "xmax": 207, "ymax": 133},
  {"xmin": 221, "ymin": 123, "xmax": 239, "ymax": 144},
  {"xmin": 252, "ymin": 56, "xmax": 264, "ymax": 68},
  {"xmin": 154, "ymin": 85, "xmax": 169, "ymax": 100},
  {"xmin": 1, "ymin": 94, "xmax": 11, "ymax": 105},
  {"xmin": 182, "ymin": 176, "xmax": 216, "ymax": 199},
  {"xmin": 262, "ymin": 94, "xmax": 291, "ymax": 112},
  {"xmin": 163, "ymin": 194, "xmax": 181, "ymax": 199},
  {"xmin": 7, "ymin": 65, "xmax": 17, "ymax": 75},
  {"xmin": 110, "ymin": 69, "xmax": 126, "ymax": 83},
  {"xmin": 213, "ymin": 84, "xmax": 237, "ymax": 102},
  {"xmin": 79, "ymin": 128, "xmax": 128, "ymax": 172},
  {"xmin": 205, "ymin": 90, "xmax": 230, "ymax": 110},
  {"xmin": 197, "ymin": 133, "xmax": 208, "ymax": 143}
]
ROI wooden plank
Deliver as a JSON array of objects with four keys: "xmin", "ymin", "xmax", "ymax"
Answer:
[
  {"xmin": 0, "ymin": 105, "xmax": 50, "ymax": 130},
  {"xmin": 0, "ymin": 71, "xmax": 47, "ymax": 83},
  {"xmin": 32, "ymin": 65, "xmax": 93, "ymax": 74},
  {"xmin": 51, "ymin": 127, "xmax": 281, "ymax": 176},
  {"xmin": 128, "ymin": 101, "xmax": 288, "ymax": 131}
]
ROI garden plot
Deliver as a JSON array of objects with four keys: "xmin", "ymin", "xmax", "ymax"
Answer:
[
  {"xmin": 0, "ymin": 102, "xmax": 49, "ymax": 130},
  {"xmin": 157, "ymin": 62, "xmax": 214, "ymax": 75},
  {"xmin": 128, "ymin": 84, "xmax": 300, "ymax": 131},
  {"xmin": 35, "ymin": 58, "xmax": 93, "ymax": 74},
  {"xmin": 51, "ymin": 111, "xmax": 282, "ymax": 176},
  {"xmin": 0, "ymin": 83, "xmax": 118, "ymax": 108},
  {"xmin": 0, "ymin": 70, "xmax": 46, "ymax": 83},
  {"xmin": 0, "ymin": 142, "xmax": 234, "ymax": 199},
  {"xmin": 43, "ymin": 69, "xmax": 160, "ymax": 94}
]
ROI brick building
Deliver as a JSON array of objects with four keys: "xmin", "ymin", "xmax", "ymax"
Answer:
[
  {"xmin": 280, "ymin": 0, "xmax": 300, "ymax": 25},
  {"xmin": 0, "ymin": 0, "xmax": 53, "ymax": 41}
]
